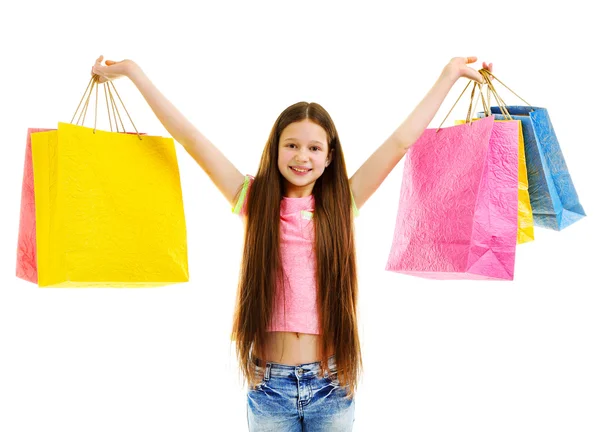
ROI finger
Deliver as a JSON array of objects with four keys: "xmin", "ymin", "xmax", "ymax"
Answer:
[
  {"xmin": 466, "ymin": 70, "xmax": 484, "ymax": 83},
  {"xmin": 92, "ymin": 65, "xmax": 105, "ymax": 77},
  {"xmin": 484, "ymin": 62, "xmax": 494, "ymax": 80}
]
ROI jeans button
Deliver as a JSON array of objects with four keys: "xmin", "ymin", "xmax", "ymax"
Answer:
[{"xmin": 297, "ymin": 368, "xmax": 304, "ymax": 375}]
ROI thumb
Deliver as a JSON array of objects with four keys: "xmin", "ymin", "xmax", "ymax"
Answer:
[{"xmin": 468, "ymin": 70, "xmax": 484, "ymax": 84}]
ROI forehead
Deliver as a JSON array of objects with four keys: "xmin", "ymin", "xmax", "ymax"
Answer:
[{"xmin": 280, "ymin": 120, "xmax": 328, "ymax": 146}]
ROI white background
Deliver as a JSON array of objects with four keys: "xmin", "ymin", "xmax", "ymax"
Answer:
[{"xmin": 1, "ymin": 1, "xmax": 599, "ymax": 431}]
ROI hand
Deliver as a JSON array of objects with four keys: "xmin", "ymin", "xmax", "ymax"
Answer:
[
  {"xmin": 91, "ymin": 55, "xmax": 137, "ymax": 83},
  {"xmin": 443, "ymin": 56, "xmax": 493, "ymax": 83}
]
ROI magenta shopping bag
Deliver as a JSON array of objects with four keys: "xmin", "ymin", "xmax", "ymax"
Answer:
[
  {"xmin": 16, "ymin": 128, "xmax": 54, "ymax": 283},
  {"xmin": 385, "ymin": 116, "xmax": 520, "ymax": 280}
]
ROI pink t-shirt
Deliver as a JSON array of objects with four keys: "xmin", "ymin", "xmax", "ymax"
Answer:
[{"xmin": 232, "ymin": 175, "xmax": 358, "ymax": 335}]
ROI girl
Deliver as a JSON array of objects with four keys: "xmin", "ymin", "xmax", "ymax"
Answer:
[{"xmin": 92, "ymin": 55, "xmax": 492, "ymax": 431}]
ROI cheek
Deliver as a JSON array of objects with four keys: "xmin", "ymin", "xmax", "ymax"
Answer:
[
  {"xmin": 317, "ymin": 156, "xmax": 329, "ymax": 169},
  {"xmin": 277, "ymin": 152, "xmax": 290, "ymax": 171},
  {"xmin": 278, "ymin": 148, "xmax": 291, "ymax": 161}
]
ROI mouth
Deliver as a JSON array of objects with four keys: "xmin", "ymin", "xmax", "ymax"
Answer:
[{"xmin": 290, "ymin": 166, "xmax": 312, "ymax": 174}]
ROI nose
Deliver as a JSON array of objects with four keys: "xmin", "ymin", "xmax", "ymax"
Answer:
[{"xmin": 295, "ymin": 147, "xmax": 310, "ymax": 162}]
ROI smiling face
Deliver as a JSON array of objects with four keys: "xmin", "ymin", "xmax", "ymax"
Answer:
[{"xmin": 277, "ymin": 119, "xmax": 331, "ymax": 198}]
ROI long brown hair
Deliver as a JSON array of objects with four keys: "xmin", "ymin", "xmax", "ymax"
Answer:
[{"xmin": 230, "ymin": 102, "xmax": 362, "ymax": 398}]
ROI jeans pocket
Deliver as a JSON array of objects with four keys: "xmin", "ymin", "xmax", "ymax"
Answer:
[
  {"xmin": 249, "ymin": 364, "xmax": 267, "ymax": 391},
  {"xmin": 324, "ymin": 368, "xmax": 340, "ymax": 387}
]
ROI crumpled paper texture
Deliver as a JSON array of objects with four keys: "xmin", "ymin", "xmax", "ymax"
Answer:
[
  {"xmin": 457, "ymin": 118, "xmax": 534, "ymax": 244},
  {"xmin": 478, "ymin": 106, "xmax": 585, "ymax": 230},
  {"xmin": 386, "ymin": 116, "xmax": 519, "ymax": 280},
  {"xmin": 30, "ymin": 123, "xmax": 188, "ymax": 287}
]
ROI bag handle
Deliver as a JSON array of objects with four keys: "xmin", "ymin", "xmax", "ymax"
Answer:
[
  {"xmin": 437, "ymin": 77, "xmax": 494, "ymax": 131},
  {"xmin": 70, "ymin": 75, "xmax": 142, "ymax": 140},
  {"xmin": 466, "ymin": 81, "xmax": 491, "ymax": 122},
  {"xmin": 437, "ymin": 80, "xmax": 473, "ymax": 132},
  {"xmin": 479, "ymin": 69, "xmax": 537, "ymax": 120},
  {"xmin": 478, "ymin": 69, "xmax": 512, "ymax": 120},
  {"xmin": 437, "ymin": 68, "xmax": 535, "ymax": 131},
  {"xmin": 480, "ymin": 69, "xmax": 532, "ymax": 109}
]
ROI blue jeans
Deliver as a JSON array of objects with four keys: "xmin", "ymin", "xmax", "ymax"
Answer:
[{"xmin": 247, "ymin": 354, "xmax": 355, "ymax": 431}]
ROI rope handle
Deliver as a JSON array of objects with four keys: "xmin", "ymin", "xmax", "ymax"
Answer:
[{"xmin": 70, "ymin": 75, "xmax": 142, "ymax": 140}]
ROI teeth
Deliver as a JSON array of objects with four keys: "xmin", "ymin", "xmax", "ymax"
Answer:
[{"xmin": 291, "ymin": 167, "xmax": 310, "ymax": 172}]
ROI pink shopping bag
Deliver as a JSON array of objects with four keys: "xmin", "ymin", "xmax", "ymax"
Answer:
[
  {"xmin": 385, "ymin": 115, "xmax": 520, "ymax": 280},
  {"xmin": 16, "ymin": 128, "xmax": 54, "ymax": 283}
]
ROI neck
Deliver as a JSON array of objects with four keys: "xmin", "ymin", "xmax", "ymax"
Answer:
[{"xmin": 283, "ymin": 182, "xmax": 315, "ymax": 198}]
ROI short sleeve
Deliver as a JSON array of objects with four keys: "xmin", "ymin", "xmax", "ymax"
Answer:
[
  {"xmin": 351, "ymin": 192, "xmax": 359, "ymax": 218},
  {"xmin": 232, "ymin": 175, "xmax": 254, "ymax": 217}
]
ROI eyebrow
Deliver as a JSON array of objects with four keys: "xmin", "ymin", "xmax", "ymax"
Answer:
[{"xmin": 283, "ymin": 138, "xmax": 324, "ymax": 145}]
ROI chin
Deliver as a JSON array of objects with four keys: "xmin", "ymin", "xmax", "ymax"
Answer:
[{"xmin": 285, "ymin": 175, "xmax": 315, "ymax": 187}]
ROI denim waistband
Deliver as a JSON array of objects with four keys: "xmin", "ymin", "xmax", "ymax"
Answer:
[{"xmin": 252, "ymin": 354, "xmax": 338, "ymax": 379}]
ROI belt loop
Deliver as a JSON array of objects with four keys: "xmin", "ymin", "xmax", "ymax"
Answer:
[{"xmin": 265, "ymin": 363, "xmax": 271, "ymax": 381}]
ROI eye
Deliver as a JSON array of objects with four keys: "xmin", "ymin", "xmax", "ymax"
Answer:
[{"xmin": 311, "ymin": 146, "xmax": 321, "ymax": 151}]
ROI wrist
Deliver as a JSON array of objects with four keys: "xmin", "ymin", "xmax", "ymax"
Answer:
[
  {"xmin": 440, "ymin": 64, "xmax": 460, "ymax": 83},
  {"xmin": 125, "ymin": 61, "xmax": 143, "ymax": 81}
]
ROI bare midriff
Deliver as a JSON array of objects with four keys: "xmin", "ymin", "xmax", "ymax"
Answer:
[{"xmin": 262, "ymin": 331, "xmax": 334, "ymax": 366}]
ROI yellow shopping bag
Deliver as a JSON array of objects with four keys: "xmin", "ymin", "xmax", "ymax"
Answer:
[
  {"xmin": 31, "ymin": 123, "xmax": 188, "ymax": 287},
  {"xmin": 30, "ymin": 77, "xmax": 188, "ymax": 287},
  {"xmin": 512, "ymin": 120, "xmax": 534, "ymax": 244}
]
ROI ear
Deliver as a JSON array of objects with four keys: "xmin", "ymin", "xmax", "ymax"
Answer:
[{"xmin": 326, "ymin": 149, "xmax": 334, "ymax": 167}]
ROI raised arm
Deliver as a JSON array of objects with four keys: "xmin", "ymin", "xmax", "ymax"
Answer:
[
  {"xmin": 92, "ymin": 55, "xmax": 245, "ymax": 206},
  {"xmin": 349, "ymin": 56, "xmax": 491, "ymax": 210}
]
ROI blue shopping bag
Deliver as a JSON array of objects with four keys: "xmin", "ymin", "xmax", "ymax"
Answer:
[{"xmin": 478, "ymin": 106, "xmax": 585, "ymax": 230}]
